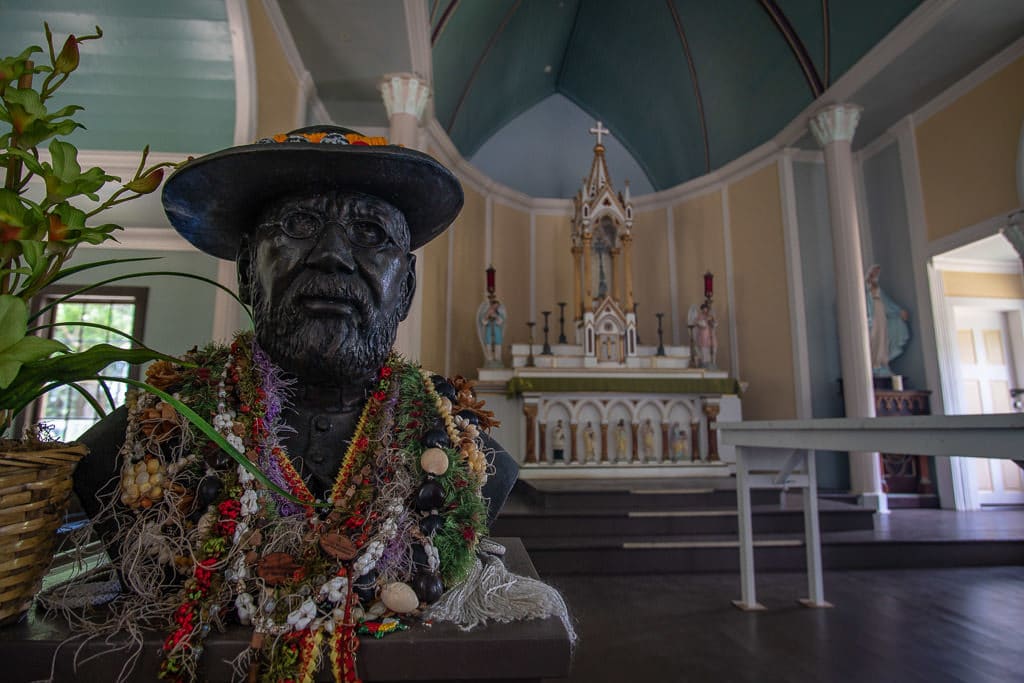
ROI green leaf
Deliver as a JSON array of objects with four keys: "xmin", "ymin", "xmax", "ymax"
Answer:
[
  {"xmin": 0, "ymin": 46, "xmax": 43, "ymax": 84},
  {"xmin": 0, "ymin": 343, "xmax": 174, "ymax": 411},
  {"xmin": 0, "ymin": 332, "xmax": 66, "ymax": 389},
  {"xmin": 16, "ymin": 238, "xmax": 47, "ymax": 282},
  {"xmin": 4, "ymin": 148, "xmax": 46, "ymax": 176},
  {"xmin": 0, "ymin": 295, "xmax": 28, "ymax": 352},
  {"xmin": 0, "ymin": 188, "xmax": 31, "ymax": 229}
]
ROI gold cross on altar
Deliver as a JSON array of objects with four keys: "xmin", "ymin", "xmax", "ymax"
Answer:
[{"xmin": 589, "ymin": 121, "xmax": 610, "ymax": 145}]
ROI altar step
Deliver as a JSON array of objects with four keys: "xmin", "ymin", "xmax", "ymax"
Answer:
[{"xmin": 492, "ymin": 479, "xmax": 1024, "ymax": 575}]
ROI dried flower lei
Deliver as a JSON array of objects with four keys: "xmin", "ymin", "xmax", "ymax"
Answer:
[{"xmin": 114, "ymin": 332, "xmax": 491, "ymax": 683}]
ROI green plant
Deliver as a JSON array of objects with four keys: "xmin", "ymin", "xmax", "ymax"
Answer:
[
  {"xmin": 0, "ymin": 23, "xmax": 185, "ymax": 432},
  {"xmin": 0, "ymin": 24, "xmax": 312, "ymax": 506}
]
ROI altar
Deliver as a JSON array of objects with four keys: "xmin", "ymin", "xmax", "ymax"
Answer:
[{"xmin": 476, "ymin": 123, "xmax": 743, "ymax": 479}]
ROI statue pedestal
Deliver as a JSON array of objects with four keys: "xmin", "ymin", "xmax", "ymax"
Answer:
[{"xmin": 0, "ymin": 538, "xmax": 572, "ymax": 682}]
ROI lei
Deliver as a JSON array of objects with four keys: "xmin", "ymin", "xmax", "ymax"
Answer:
[{"xmin": 118, "ymin": 332, "xmax": 493, "ymax": 683}]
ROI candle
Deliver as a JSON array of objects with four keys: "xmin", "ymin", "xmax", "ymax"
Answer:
[
  {"xmin": 486, "ymin": 265, "xmax": 496, "ymax": 294},
  {"xmin": 703, "ymin": 271, "xmax": 713, "ymax": 298}
]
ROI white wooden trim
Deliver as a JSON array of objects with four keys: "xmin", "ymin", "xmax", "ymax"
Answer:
[
  {"xmin": 666, "ymin": 206, "xmax": 681, "ymax": 345},
  {"xmin": 226, "ymin": 0, "xmax": 257, "ymax": 145},
  {"xmin": 296, "ymin": 69, "xmax": 315, "ymax": 128},
  {"xmin": 212, "ymin": 259, "xmax": 241, "ymax": 343},
  {"xmin": 853, "ymin": 143, "xmax": 874, "ymax": 266},
  {"xmin": 893, "ymin": 116, "xmax": 945, "ymax": 403},
  {"xmin": 484, "ymin": 196, "xmax": 494, "ymax": 266},
  {"xmin": 928, "ymin": 207, "xmax": 1024, "ymax": 257},
  {"xmin": 404, "ymin": 0, "xmax": 432, "ymax": 82},
  {"xmin": 927, "ymin": 259, "xmax": 963, "ymax": 506},
  {"xmin": 932, "ymin": 255, "xmax": 1023, "ymax": 275},
  {"xmin": 73, "ymin": 149, "xmax": 193, "ymax": 175},
  {"xmin": 721, "ymin": 186, "xmax": 740, "ymax": 377},
  {"xmin": 80, "ymin": 227, "xmax": 191, "ymax": 251},
  {"xmin": 915, "ymin": 32, "xmax": 1024, "ymax": 124},
  {"xmin": 778, "ymin": 153, "xmax": 812, "ymax": 419},
  {"xmin": 308, "ymin": 94, "xmax": 333, "ymax": 125},
  {"xmin": 260, "ymin": 0, "xmax": 307, "ymax": 81},
  {"xmin": 444, "ymin": 223, "xmax": 455, "ymax": 377},
  {"xmin": 529, "ymin": 212, "xmax": 537, "ymax": 321}
]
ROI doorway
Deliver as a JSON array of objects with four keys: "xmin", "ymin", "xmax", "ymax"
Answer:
[{"xmin": 952, "ymin": 306, "xmax": 1024, "ymax": 505}]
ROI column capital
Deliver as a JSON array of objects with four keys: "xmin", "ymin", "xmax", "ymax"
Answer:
[
  {"xmin": 809, "ymin": 104, "xmax": 863, "ymax": 147},
  {"xmin": 379, "ymin": 72, "xmax": 431, "ymax": 121}
]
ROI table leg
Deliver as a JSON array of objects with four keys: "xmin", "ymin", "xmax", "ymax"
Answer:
[{"xmin": 732, "ymin": 448, "xmax": 764, "ymax": 611}]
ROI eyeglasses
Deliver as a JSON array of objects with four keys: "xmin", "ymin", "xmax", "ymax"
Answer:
[{"xmin": 261, "ymin": 210, "xmax": 391, "ymax": 249}]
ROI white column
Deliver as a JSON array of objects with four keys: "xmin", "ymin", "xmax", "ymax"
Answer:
[
  {"xmin": 379, "ymin": 72, "xmax": 431, "ymax": 149},
  {"xmin": 380, "ymin": 73, "xmax": 432, "ymax": 361},
  {"xmin": 809, "ymin": 104, "xmax": 887, "ymax": 513}
]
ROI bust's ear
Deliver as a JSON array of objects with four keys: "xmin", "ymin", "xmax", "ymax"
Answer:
[
  {"xmin": 398, "ymin": 252, "xmax": 417, "ymax": 321},
  {"xmin": 236, "ymin": 235, "xmax": 253, "ymax": 305}
]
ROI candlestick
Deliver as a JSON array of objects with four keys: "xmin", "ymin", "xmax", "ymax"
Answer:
[
  {"xmin": 526, "ymin": 322, "xmax": 536, "ymax": 367},
  {"xmin": 541, "ymin": 311, "xmax": 552, "ymax": 354},
  {"xmin": 557, "ymin": 302, "xmax": 567, "ymax": 344},
  {"xmin": 656, "ymin": 313, "xmax": 666, "ymax": 356}
]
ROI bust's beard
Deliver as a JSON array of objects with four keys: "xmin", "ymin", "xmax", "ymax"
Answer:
[{"xmin": 251, "ymin": 284, "xmax": 400, "ymax": 387}]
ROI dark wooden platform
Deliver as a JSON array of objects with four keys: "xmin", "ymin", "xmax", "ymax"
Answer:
[
  {"xmin": 0, "ymin": 538, "xmax": 572, "ymax": 683},
  {"xmin": 494, "ymin": 479, "xmax": 1024, "ymax": 574}
]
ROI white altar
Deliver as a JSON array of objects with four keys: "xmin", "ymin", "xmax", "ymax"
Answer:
[{"xmin": 476, "ymin": 123, "xmax": 742, "ymax": 479}]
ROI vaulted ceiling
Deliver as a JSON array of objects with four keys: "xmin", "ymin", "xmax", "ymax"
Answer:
[
  {"xmin": 5, "ymin": 1, "xmax": 1024, "ymax": 202},
  {"xmin": 430, "ymin": 0, "xmax": 924, "ymax": 192}
]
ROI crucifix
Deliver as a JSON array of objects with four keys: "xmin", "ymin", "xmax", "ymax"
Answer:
[{"xmin": 589, "ymin": 121, "xmax": 610, "ymax": 146}]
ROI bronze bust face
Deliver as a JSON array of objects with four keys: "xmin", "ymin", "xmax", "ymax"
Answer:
[{"xmin": 239, "ymin": 191, "xmax": 416, "ymax": 387}]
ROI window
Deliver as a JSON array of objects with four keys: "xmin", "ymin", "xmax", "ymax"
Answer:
[{"xmin": 26, "ymin": 285, "xmax": 149, "ymax": 441}]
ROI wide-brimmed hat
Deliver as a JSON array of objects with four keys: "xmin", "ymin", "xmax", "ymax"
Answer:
[{"xmin": 162, "ymin": 126, "xmax": 464, "ymax": 260}]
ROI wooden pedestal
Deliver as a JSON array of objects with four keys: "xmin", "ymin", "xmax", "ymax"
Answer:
[{"xmin": 0, "ymin": 538, "xmax": 572, "ymax": 682}]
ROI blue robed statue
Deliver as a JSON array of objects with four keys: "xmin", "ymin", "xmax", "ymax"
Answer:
[
  {"xmin": 865, "ymin": 264, "xmax": 910, "ymax": 376},
  {"xmin": 477, "ymin": 295, "xmax": 506, "ymax": 367}
]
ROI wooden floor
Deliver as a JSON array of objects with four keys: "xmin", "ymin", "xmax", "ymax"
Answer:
[{"xmin": 545, "ymin": 565, "xmax": 1024, "ymax": 683}]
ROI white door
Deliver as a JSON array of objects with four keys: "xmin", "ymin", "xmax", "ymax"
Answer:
[{"xmin": 953, "ymin": 308, "xmax": 1024, "ymax": 505}]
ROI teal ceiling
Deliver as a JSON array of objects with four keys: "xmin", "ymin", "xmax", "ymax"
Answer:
[
  {"xmin": 431, "ymin": 0, "xmax": 924, "ymax": 193},
  {"xmin": 0, "ymin": 0, "xmax": 236, "ymax": 154}
]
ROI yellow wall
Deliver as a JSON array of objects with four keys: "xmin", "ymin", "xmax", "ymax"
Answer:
[
  {"xmin": 631, "ymin": 209, "xmax": 671, "ymax": 344},
  {"xmin": 672, "ymin": 191, "xmax": 729, "ymax": 361},
  {"xmin": 534, "ymin": 214, "xmax": 574, "ymax": 329},
  {"xmin": 728, "ymin": 164, "xmax": 797, "ymax": 419},
  {"xmin": 492, "ymin": 203, "xmax": 531, "ymax": 353},
  {"xmin": 419, "ymin": 232, "xmax": 449, "ymax": 373},
  {"xmin": 448, "ymin": 187, "xmax": 487, "ymax": 377},
  {"xmin": 917, "ymin": 55, "xmax": 1024, "ymax": 242},
  {"xmin": 248, "ymin": 0, "xmax": 301, "ymax": 137},
  {"xmin": 942, "ymin": 271, "xmax": 1024, "ymax": 299}
]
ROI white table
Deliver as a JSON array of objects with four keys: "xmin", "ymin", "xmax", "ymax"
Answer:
[{"xmin": 717, "ymin": 414, "xmax": 1024, "ymax": 610}]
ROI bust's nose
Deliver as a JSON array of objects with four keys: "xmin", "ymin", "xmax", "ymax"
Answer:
[{"xmin": 306, "ymin": 222, "xmax": 356, "ymax": 272}]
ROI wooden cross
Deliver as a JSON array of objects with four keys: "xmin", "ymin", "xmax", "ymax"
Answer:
[{"xmin": 589, "ymin": 121, "xmax": 610, "ymax": 145}]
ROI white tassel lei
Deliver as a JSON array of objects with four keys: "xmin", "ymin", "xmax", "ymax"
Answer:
[{"xmin": 425, "ymin": 548, "xmax": 577, "ymax": 645}]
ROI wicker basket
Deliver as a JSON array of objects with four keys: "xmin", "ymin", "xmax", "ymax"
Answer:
[{"xmin": 0, "ymin": 441, "xmax": 87, "ymax": 625}]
